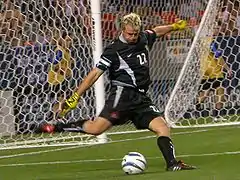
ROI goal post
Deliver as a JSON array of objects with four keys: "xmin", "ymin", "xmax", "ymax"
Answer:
[{"xmin": 90, "ymin": 0, "xmax": 108, "ymax": 143}]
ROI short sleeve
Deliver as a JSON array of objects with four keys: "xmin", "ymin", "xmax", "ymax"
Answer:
[
  {"xmin": 96, "ymin": 46, "xmax": 116, "ymax": 71},
  {"xmin": 144, "ymin": 30, "xmax": 157, "ymax": 50}
]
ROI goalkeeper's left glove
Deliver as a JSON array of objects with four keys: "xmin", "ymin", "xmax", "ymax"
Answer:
[
  {"xmin": 59, "ymin": 92, "xmax": 80, "ymax": 118},
  {"xmin": 171, "ymin": 20, "xmax": 187, "ymax": 31}
]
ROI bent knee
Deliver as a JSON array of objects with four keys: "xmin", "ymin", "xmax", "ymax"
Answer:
[
  {"xmin": 83, "ymin": 117, "xmax": 112, "ymax": 136},
  {"xmin": 149, "ymin": 117, "xmax": 170, "ymax": 137},
  {"xmin": 83, "ymin": 124, "xmax": 106, "ymax": 136},
  {"xmin": 88, "ymin": 127, "xmax": 104, "ymax": 136}
]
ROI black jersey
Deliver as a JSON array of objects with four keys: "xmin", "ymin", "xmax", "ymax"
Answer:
[{"xmin": 96, "ymin": 30, "xmax": 157, "ymax": 92}]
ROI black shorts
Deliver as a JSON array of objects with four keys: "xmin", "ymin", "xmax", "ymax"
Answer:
[
  {"xmin": 99, "ymin": 86, "xmax": 163, "ymax": 129},
  {"xmin": 200, "ymin": 78, "xmax": 223, "ymax": 90}
]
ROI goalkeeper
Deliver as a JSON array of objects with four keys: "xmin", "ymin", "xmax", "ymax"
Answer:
[
  {"xmin": 196, "ymin": 28, "xmax": 232, "ymax": 122},
  {"xmin": 58, "ymin": 13, "xmax": 196, "ymax": 171}
]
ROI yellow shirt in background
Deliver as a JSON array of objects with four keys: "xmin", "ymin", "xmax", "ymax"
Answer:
[
  {"xmin": 48, "ymin": 46, "xmax": 72, "ymax": 85},
  {"xmin": 200, "ymin": 38, "xmax": 224, "ymax": 79}
]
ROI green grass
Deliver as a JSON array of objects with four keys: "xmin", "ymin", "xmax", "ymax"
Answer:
[{"xmin": 0, "ymin": 126, "xmax": 240, "ymax": 180}]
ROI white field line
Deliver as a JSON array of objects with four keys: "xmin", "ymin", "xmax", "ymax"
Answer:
[
  {"xmin": 0, "ymin": 128, "xmax": 239, "ymax": 168},
  {"xmin": 1, "ymin": 127, "xmax": 239, "ymax": 168},
  {"xmin": 0, "ymin": 129, "xmax": 208, "ymax": 160},
  {"xmin": 0, "ymin": 150, "xmax": 240, "ymax": 167}
]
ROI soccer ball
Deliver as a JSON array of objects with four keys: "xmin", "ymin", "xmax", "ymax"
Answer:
[{"xmin": 121, "ymin": 152, "xmax": 147, "ymax": 175}]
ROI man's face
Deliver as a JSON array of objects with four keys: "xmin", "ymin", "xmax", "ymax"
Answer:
[{"xmin": 122, "ymin": 24, "xmax": 140, "ymax": 44}]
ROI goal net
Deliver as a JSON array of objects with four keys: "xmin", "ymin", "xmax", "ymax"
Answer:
[
  {"xmin": 0, "ymin": 0, "xmax": 99, "ymax": 148},
  {"xmin": 165, "ymin": 0, "xmax": 240, "ymax": 127},
  {"xmin": 0, "ymin": 0, "xmax": 239, "ymax": 149}
]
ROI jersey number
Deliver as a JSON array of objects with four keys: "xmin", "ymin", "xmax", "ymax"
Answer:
[
  {"xmin": 149, "ymin": 105, "xmax": 160, "ymax": 113},
  {"xmin": 137, "ymin": 53, "xmax": 147, "ymax": 65}
]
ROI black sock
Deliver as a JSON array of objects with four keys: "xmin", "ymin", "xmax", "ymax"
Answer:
[
  {"xmin": 157, "ymin": 136, "xmax": 177, "ymax": 167},
  {"xmin": 55, "ymin": 120, "xmax": 87, "ymax": 133}
]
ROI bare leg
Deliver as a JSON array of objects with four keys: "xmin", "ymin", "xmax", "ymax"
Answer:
[
  {"xmin": 82, "ymin": 117, "xmax": 112, "ymax": 135},
  {"xmin": 195, "ymin": 90, "xmax": 209, "ymax": 117},
  {"xmin": 51, "ymin": 117, "xmax": 112, "ymax": 136},
  {"xmin": 215, "ymin": 87, "xmax": 224, "ymax": 110},
  {"xmin": 198, "ymin": 90, "xmax": 209, "ymax": 105},
  {"xmin": 213, "ymin": 87, "xmax": 226, "ymax": 121},
  {"xmin": 148, "ymin": 116, "xmax": 170, "ymax": 137}
]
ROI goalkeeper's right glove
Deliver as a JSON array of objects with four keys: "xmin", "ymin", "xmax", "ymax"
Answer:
[{"xmin": 59, "ymin": 92, "xmax": 80, "ymax": 118}]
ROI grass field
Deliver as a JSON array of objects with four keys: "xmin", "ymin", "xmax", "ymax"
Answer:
[{"xmin": 0, "ymin": 126, "xmax": 239, "ymax": 180}]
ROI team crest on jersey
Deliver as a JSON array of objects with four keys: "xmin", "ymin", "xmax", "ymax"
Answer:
[{"xmin": 110, "ymin": 111, "xmax": 119, "ymax": 119}]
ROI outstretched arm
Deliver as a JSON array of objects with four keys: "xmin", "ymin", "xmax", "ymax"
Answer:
[
  {"xmin": 219, "ymin": 58, "xmax": 232, "ymax": 78},
  {"xmin": 152, "ymin": 20, "xmax": 187, "ymax": 37},
  {"xmin": 58, "ymin": 67, "xmax": 104, "ymax": 117},
  {"xmin": 75, "ymin": 67, "xmax": 104, "ymax": 97}
]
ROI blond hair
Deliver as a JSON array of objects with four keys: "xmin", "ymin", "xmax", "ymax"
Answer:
[{"xmin": 120, "ymin": 13, "xmax": 142, "ymax": 31}]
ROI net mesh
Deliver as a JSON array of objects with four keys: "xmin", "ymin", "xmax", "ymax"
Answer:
[
  {"xmin": 165, "ymin": 0, "xmax": 240, "ymax": 127},
  {"xmin": 0, "ymin": 0, "xmax": 97, "ymax": 148},
  {"xmin": 0, "ymin": 0, "xmax": 239, "ymax": 148}
]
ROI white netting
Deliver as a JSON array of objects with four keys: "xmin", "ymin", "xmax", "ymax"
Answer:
[
  {"xmin": 165, "ymin": 0, "xmax": 240, "ymax": 127},
  {"xmin": 0, "ymin": 0, "xmax": 98, "ymax": 148}
]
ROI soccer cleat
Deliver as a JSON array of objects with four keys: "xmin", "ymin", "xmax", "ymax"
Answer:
[
  {"xmin": 167, "ymin": 160, "xmax": 197, "ymax": 171},
  {"xmin": 40, "ymin": 123, "xmax": 55, "ymax": 133}
]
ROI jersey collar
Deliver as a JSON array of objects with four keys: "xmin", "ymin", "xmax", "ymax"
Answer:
[{"xmin": 119, "ymin": 33, "xmax": 128, "ymax": 44}]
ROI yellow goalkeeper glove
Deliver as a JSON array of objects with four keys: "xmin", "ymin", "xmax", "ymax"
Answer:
[
  {"xmin": 171, "ymin": 20, "xmax": 187, "ymax": 31},
  {"xmin": 59, "ymin": 92, "xmax": 80, "ymax": 118}
]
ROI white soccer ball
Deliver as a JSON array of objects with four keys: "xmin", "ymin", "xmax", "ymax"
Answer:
[{"xmin": 121, "ymin": 152, "xmax": 147, "ymax": 175}]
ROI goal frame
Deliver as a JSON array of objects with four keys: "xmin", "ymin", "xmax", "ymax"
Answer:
[{"xmin": 90, "ymin": 0, "xmax": 108, "ymax": 143}]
